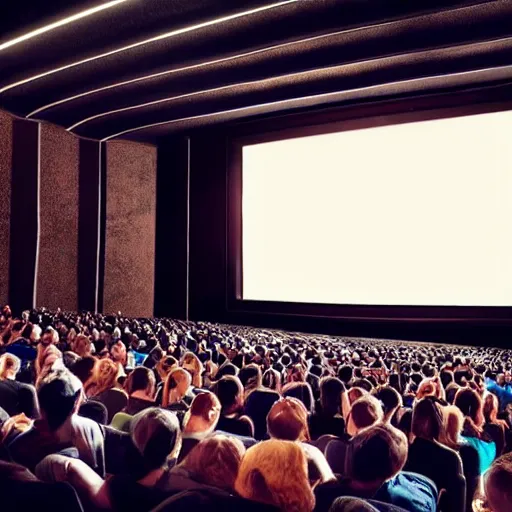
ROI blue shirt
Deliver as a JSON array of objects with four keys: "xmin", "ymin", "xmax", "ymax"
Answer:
[
  {"xmin": 460, "ymin": 435, "xmax": 496, "ymax": 475},
  {"xmin": 486, "ymin": 378, "xmax": 512, "ymax": 411},
  {"xmin": 375, "ymin": 471, "xmax": 438, "ymax": 512}
]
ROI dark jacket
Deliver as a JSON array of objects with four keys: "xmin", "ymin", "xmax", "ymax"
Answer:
[{"xmin": 405, "ymin": 437, "xmax": 465, "ymax": 512}]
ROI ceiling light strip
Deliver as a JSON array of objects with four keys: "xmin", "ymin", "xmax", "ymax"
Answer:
[
  {"xmin": 67, "ymin": 36, "xmax": 512, "ymax": 131},
  {"xmin": 29, "ymin": 25, "xmax": 364, "ymax": 118},
  {"xmin": 101, "ymin": 64, "xmax": 512, "ymax": 141},
  {"xmin": 0, "ymin": 0, "xmax": 297, "ymax": 94},
  {"xmin": 0, "ymin": 0, "xmax": 128, "ymax": 51},
  {"xmin": 26, "ymin": 1, "xmax": 498, "ymax": 119}
]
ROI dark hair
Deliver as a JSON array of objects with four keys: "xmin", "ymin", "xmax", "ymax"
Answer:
[
  {"xmin": 412, "ymin": 398, "xmax": 443, "ymax": 440},
  {"xmin": 338, "ymin": 365, "xmax": 353, "ymax": 384},
  {"xmin": 213, "ymin": 376, "xmax": 243, "ymax": 414},
  {"xmin": 37, "ymin": 370, "xmax": 81, "ymax": 430},
  {"xmin": 346, "ymin": 424, "xmax": 408, "ymax": 484},
  {"xmin": 320, "ymin": 377, "xmax": 345, "ymax": 416},
  {"xmin": 125, "ymin": 367, "xmax": 156, "ymax": 396},
  {"xmin": 70, "ymin": 356, "xmax": 96, "ymax": 384},
  {"xmin": 373, "ymin": 386, "xmax": 401, "ymax": 417}
]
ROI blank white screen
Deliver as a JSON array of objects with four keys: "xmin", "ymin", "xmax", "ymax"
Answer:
[{"xmin": 242, "ymin": 110, "xmax": 512, "ymax": 306}]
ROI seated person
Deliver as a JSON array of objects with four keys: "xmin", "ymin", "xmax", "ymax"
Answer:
[
  {"xmin": 405, "ymin": 398, "xmax": 465, "ymax": 512},
  {"xmin": 315, "ymin": 423, "xmax": 438, "ymax": 512},
  {"xmin": 8, "ymin": 368, "xmax": 104, "ymax": 476},
  {"xmin": 480, "ymin": 452, "xmax": 512, "ymax": 512},
  {"xmin": 123, "ymin": 367, "xmax": 156, "ymax": 415},
  {"xmin": 86, "ymin": 358, "xmax": 128, "ymax": 423},
  {"xmin": 309, "ymin": 377, "xmax": 346, "ymax": 441},
  {"xmin": 162, "ymin": 367, "xmax": 195, "ymax": 413},
  {"xmin": 36, "ymin": 407, "xmax": 182, "ymax": 512},
  {"xmin": 0, "ymin": 353, "xmax": 39, "ymax": 418},
  {"xmin": 179, "ymin": 392, "xmax": 221, "ymax": 461},
  {"xmin": 267, "ymin": 396, "xmax": 334, "ymax": 486},
  {"xmin": 212, "ymin": 375, "xmax": 254, "ymax": 437},
  {"xmin": 235, "ymin": 439, "xmax": 315, "ymax": 512},
  {"xmin": 166, "ymin": 434, "xmax": 245, "ymax": 495},
  {"xmin": 325, "ymin": 394, "xmax": 384, "ymax": 474}
]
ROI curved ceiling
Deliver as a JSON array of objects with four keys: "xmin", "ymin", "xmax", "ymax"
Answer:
[{"xmin": 1, "ymin": 0, "xmax": 512, "ymax": 142}]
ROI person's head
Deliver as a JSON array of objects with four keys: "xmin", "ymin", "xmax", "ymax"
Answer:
[
  {"xmin": 267, "ymin": 396, "xmax": 310, "ymax": 442},
  {"xmin": 183, "ymin": 392, "xmax": 221, "ymax": 435},
  {"xmin": 319, "ymin": 377, "xmax": 345, "ymax": 416},
  {"xmin": 162, "ymin": 367, "xmax": 192, "ymax": 407},
  {"xmin": 72, "ymin": 334, "xmax": 91, "ymax": 358},
  {"xmin": 182, "ymin": 352, "xmax": 203, "ymax": 388},
  {"xmin": 373, "ymin": 386, "xmax": 402, "ymax": 421},
  {"xmin": 239, "ymin": 364, "xmax": 262, "ymax": 395},
  {"xmin": 179, "ymin": 434, "xmax": 245, "ymax": 491},
  {"xmin": 41, "ymin": 326, "xmax": 59, "ymax": 346},
  {"xmin": 214, "ymin": 362, "xmax": 239, "ymax": 380},
  {"xmin": 235, "ymin": 439, "xmax": 315, "ymax": 512},
  {"xmin": 130, "ymin": 407, "xmax": 181, "ymax": 473},
  {"xmin": 345, "ymin": 424, "xmax": 408, "ymax": 490},
  {"xmin": 338, "ymin": 365, "xmax": 353, "ymax": 385},
  {"xmin": 155, "ymin": 355, "xmax": 178, "ymax": 381},
  {"xmin": 282, "ymin": 381, "xmax": 314, "ymax": 413},
  {"xmin": 439, "ymin": 404, "xmax": 464, "ymax": 450},
  {"xmin": 347, "ymin": 387, "xmax": 367, "ymax": 405},
  {"xmin": 346, "ymin": 395, "xmax": 384, "ymax": 437},
  {"xmin": 35, "ymin": 344, "xmax": 63, "ymax": 383},
  {"xmin": 110, "ymin": 340, "xmax": 127, "ymax": 366},
  {"xmin": 412, "ymin": 398, "xmax": 443, "ymax": 441},
  {"xmin": 37, "ymin": 369, "xmax": 83, "ymax": 431},
  {"xmin": 484, "ymin": 453, "xmax": 512, "ymax": 512},
  {"xmin": 71, "ymin": 355, "xmax": 96, "ymax": 385},
  {"xmin": 454, "ymin": 387, "xmax": 484, "ymax": 429},
  {"xmin": 262, "ymin": 368, "xmax": 282, "ymax": 392},
  {"xmin": 0, "ymin": 353, "xmax": 21, "ymax": 380},
  {"xmin": 212, "ymin": 375, "xmax": 244, "ymax": 415},
  {"xmin": 88, "ymin": 358, "xmax": 118, "ymax": 396},
  {"xmin": 125, "ymin": 367, "xmax": 156, "ymax": 399},
  {"xmin": 484, "ymin": 393, "xmax": 500, "ymax": 424}
]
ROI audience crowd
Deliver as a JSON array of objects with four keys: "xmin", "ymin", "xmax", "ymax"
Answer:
[{"xmin": 1, "ymin": 304, "xmax": 512, "ymax": 512}]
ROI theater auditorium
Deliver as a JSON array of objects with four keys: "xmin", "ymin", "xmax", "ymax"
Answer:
[{"xmin": 1, "ymin": 2, "xmax": 512, "ymax": 511}]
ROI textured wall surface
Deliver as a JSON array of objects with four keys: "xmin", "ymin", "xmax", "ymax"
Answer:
[
  {"xmin": 104, "ymin": 141, "xmax": 157, "ymax": 317},
  {"xmin": 36, "ymin": 123, "xmax": 79, "ymax": 310},
  {"xmin": 0, "ymin": 111, "xmax": 13, "ymax": 305}
]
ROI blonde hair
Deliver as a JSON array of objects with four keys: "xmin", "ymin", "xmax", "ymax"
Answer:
[
  {"xmin": 267, "ymin": 397, "xmax": 310, "ymax": 442},
  {"xmin": 155, "ymin": 356, "xmax": 178, "ymax": 381},
  {"xmin": 85, "ymin": 358, "xmax": 119, "ymax": 397},
  {"xmin": 182, "ymin": 352, "xmax": 203, "ymax": 388},
  {"xmin": 0, "ymin": 353, "xmax": 21, "ymax": 379},
  {"xmin": 179, "ymin": 434, "xmax": 245, "ymax": 491},
  {"xmin": 235, "ymin": 439, "xmax": 315, "ymax": 512},
  {"xmin": 162, "ymin": 367, "xmax": 191, "ymax": 408},
  {"xmin": 439, "ymin": 405, "xmax": 464, "ymax": 450},
  {"xmin": 72, "ymin": 334, "xmax": 91, "ymax": 358},
  {"xmin": 0, "ymin": 413, "xmax": 33, "ymax": 444}
]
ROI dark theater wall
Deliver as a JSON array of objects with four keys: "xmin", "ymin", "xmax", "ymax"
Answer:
[
  {"xmin": 0, "ymin": 111, "xmax": 13, "ymax": 305},
  {"xmin": 36, "ymin": 123, "xmax": 79, "ymax": 311},
  {"xmin": 103, "ymin": 141, "xmax": 157, "ymax": 317}
]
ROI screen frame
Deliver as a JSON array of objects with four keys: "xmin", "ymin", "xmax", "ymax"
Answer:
[{"xmin": 226, "ymin": 87, "xmax": 512, "ymax": 325}]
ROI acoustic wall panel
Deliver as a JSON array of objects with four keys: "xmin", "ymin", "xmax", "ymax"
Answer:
[
  {"xmin": 104, "ymin": 141, "xmax": 157, "ymax": 317},
  {"xmin": 36, "ymin": 123, "xmax": 79, "ymax": 310},
  {"xmin": 0, "ymin": 111, "xmax": 13, "ymax": 305},
  {"xmin": 78, "ymin": 139, "xmax": 101, "ymax": 312},
  {"xmin": 9, "ymin": 119, "xmax": 39, "ymax": 314}
]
